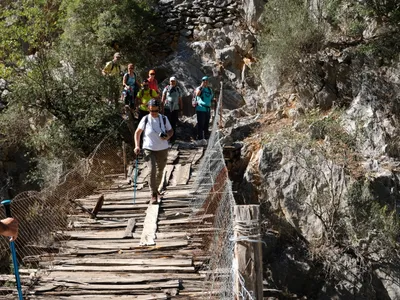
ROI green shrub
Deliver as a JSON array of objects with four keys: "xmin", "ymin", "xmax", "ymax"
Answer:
[
  {"xmin": 256, "ymin": 0, "xmax": 324, "ymax": 77},
  {"xmin": 347, "ymin": 180, "xmax": 399, "ymax": 258}
]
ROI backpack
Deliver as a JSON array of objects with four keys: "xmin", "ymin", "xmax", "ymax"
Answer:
[
  {"xmin": 192, "ymin": 86, "xmax": 203, "ymax": 108},
  {"xmin": 110, "ymin": 62, "xmax": 122, "ymax": 76},
  {"xmin": 138, "ymin": 87, "xmax": 156, "ymax": 99},
  {"xmin": 124, "ymin": 72, "xmax": 140, "ymax": 94},
  {"xmin": 165, "ymin": 85, "xmax": 181, "ymax": 95}
]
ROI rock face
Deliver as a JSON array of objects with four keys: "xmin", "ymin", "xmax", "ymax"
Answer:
[
  {"xmin": 154, "ymin": 0, "xmax": 262, "ymax": 111},
  {"xmin": 167, "ymin": 1, "xmax": 400, "ymax": 298}
]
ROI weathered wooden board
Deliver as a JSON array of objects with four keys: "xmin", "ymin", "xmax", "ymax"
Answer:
[
  {"xmin": 44, "ymin": 265, "xmax": 195, "ymax": 272},
  {"xmin": 167, "ymin": 149, "xmax": 179, "ymax": 164},
  {"xmin": 123, "ymin": 218, "xmax": 136, "ymax": 238},
  {"xmin": 63, "ymin": 230, "xmax": 189, "ymax": 240},
  {"xmin": 192, "ymin": 147, "xmax": 204, "ymax": 164},
  {"xmin": 35, "ymin": 271, "xmax": 203, "ymax": 283},
  {"xmin": 47, "ymin": 258, "xmax": 192, "ymax": 267},
  {"xmin": 139, "ymin": 204, "xmax": 159, "ymax": 246},
  {"xmin": 170, "ymin": 163, "xmax": 192, "ymax": 186},
  {"xmin": 160, "ymin": 164, "xmax": 174, "ymax": 188},
  {"xmin": 62, "ymin": 240, "xmax": 189, "ymax": 250},
  {"xmin": 136, "ymin": 166, "xmax": 150, "ymax": 184}
]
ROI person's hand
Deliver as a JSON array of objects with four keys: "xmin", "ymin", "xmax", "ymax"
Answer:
[
  {"xmin": 1, "ymin": 218, "xmax": 19, "ymax": 241},
  {"xmin": 134, "ymin": 147, "xmax": 140, "ymax": 155}
]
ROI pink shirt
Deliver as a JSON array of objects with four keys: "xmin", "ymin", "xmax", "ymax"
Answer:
[{"xmin": 148, "ymin": 77, "xmax": 159, "ymax": 92}]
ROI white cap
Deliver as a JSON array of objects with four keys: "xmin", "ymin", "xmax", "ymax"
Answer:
[{"xmin": 170, "ymin": 76, "xmax": 176, "ymax": 81}]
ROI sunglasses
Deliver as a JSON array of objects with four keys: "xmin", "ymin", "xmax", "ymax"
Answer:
[
  {"xmin": 150, "ymin": 73, "xmax": 155, "ymax": 75},
  {"xmin": 202, "ymin": 80, "xmax": 208, "ymax": 82},
  {"xmin": 143, "ymin": 84, "xmax": 149, "ymax": 87},
  {"xmin": 149, "ymin": 109, "xmax": 159, "ymax": 112}
]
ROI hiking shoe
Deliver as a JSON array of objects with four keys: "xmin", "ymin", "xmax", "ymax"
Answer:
[
  {"xmin": 202, "ymin": 139, "xmax": 208, "ymax": 146},
  {"xmin": 150, "ymin": 194, "xmax": 157, "ymax": 204}
]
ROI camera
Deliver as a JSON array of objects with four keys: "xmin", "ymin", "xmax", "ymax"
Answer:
[{"xmin": 159, "ymin": 132, "xmax": 167, "ymax": 138}]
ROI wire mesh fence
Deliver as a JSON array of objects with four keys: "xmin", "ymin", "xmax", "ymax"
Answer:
[
  {"xmin": 190, "ymin": 82, "xmax": 254, "ymax": 299},
  {"xmin": 0, "ymin": 133, "xmax": 127, "ymax": 270}
]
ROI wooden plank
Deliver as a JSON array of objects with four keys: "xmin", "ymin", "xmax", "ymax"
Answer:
[
  {"xmin": 167, "ymin": 149, "xmax": 179, "ymax": 164},
  {"xmin": 90, "ymin": 194, "xmax": 104, "ymax": 219},
  {"xmin": 35, "ymin": 271, "xmax": 204, "ymax": 283},
  {"xmin": 47, "ymin": 258, "xmax": 192, "ymax": 267},
  {"xmin": 160, "ymin": 164, "xmax": 174, "ymax": 188},
  {"xmin": 177, "ymin": 163, "xmax": 191, "ymax": 185},
  {"xmin": 63, "ymin": 230, "xmax": 189, "ymax": 240},
  {"xmin": 136, "ymin": 167, "xmax": 149, "ymax": 184},
  {"xmin": 123, "ymin": 218, "xmax": 136, "ymax": 238},
  {"xmin": 192, "ymin": 147, "xmax": 204, "ymax": 164},
  {"xmin": 62, "ymin": 240, "xmax": 189, "ymax": 250},
  {"xmin": 139, "ymin": 204, "xmax": 159, "ymax": 246},
  {"xmin": 57, "ymin": 280, "xmax": 179, "ymax": 290},
  {"xmin": 44, "ymin": 265, "xmax": 195, "ymax": 272}
]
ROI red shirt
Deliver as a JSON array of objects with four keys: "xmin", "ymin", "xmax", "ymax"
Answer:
[{"xmin": 148, "ymin": 77, "xmax": 159, "ymax": 92}]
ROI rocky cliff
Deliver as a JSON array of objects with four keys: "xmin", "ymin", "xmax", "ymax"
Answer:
[{"xmin": 153, "ymin": 0, "xmax": 400, "ymax": 298}]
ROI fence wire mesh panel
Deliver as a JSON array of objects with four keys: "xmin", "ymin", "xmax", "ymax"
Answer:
[
  {"xmin": 190, "ymin": 82, "xmax": 254, "ymax": 300},
  {"xmin": 0, "ymin": 133, "xmax": 126, "ymax": 270}
]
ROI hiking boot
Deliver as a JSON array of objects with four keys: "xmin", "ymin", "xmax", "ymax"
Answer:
[
  {"xmin": 202, "ymin": 139, "xmax": 208, "ymax": 146},
  {"xmin": 150, "ymin": 194, "xmax": 157, "ymax": 204}
]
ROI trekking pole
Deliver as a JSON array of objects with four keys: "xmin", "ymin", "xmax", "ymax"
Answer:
[
  {"xmin": 1, "ymin": 200, "xmax": 23, "ymax": 300},
  {"xmin": 133, "ymin": 155, "xmax": 139, "ymax": 204}
]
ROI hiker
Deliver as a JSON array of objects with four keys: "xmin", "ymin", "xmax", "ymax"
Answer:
[
  {"xmin": 147, "ymin": 69, "xmax": 160, "ymax": 96},
  {"xmin": 122, "ymin": 63, "xmax": 139, "ymax": 110},
  {"xmin": 102, "ymin": 52, "xmax": 124, "ymax": 107},
  {"xmin": 161, "ymin": 76, "xmax": 182, "ymax": 142},
  {"xmin": 136, "ymin": 79, "xmax": 159, "ymax": 122},
  {"xmin": 102, "ymin": 52, "xmax": 123, "ymax": 76},
  {"xmin": 134, "ymin": 99, "xmax": 173, "ymax": 204},
  {"xmin": 194, "ymin": 76, "xmax": 215, "ymax": 146},
  {"xmin": 0, "ymin": 217, "xmax": 18, "ymax": 241}
]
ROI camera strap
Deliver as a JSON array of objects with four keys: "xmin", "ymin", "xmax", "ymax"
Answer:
[{"xmin": 146, "ymin": 115, "xmax": 166, "ymax": 134}]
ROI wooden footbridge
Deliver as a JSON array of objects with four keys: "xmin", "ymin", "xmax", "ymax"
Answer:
[{"xmin": 22, "ymin": 143, "xmax": 215, "ymax": 299}]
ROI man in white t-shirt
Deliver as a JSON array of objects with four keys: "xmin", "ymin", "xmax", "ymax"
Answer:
[{"xmin": 134, "ymin": 99, "xmax": 173, "ymax": 204}]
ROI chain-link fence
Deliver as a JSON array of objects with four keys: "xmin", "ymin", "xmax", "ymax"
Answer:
[
  {"xmin": 190, "ymin": 83, "xmax": 255, "ymax": 299},
  {"xmin": 0, "ymin": 133, "xmax": 128, "ymax": 271}
]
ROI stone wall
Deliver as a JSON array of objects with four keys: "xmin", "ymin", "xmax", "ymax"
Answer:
[{"xmin": 157, "ymin": 0, "xmax": 240, "ymax": 38}]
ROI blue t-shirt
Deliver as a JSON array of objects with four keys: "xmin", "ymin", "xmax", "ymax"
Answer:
[
  {"xmin": 124, "ymin": 73, "xmax": 137, "ymax": 95},
  {"xmin": 195, "ymin": 86, "xmax": 214, "ymax": 112}
]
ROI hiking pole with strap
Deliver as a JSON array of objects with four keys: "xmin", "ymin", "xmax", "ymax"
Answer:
[
  {"xmin": 133, "ymin": 155, "xmax": 139, "ymax": 204},
  {"xmin": 1, "ymin": 200, "xmax": 23, "ymax": 300}
]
